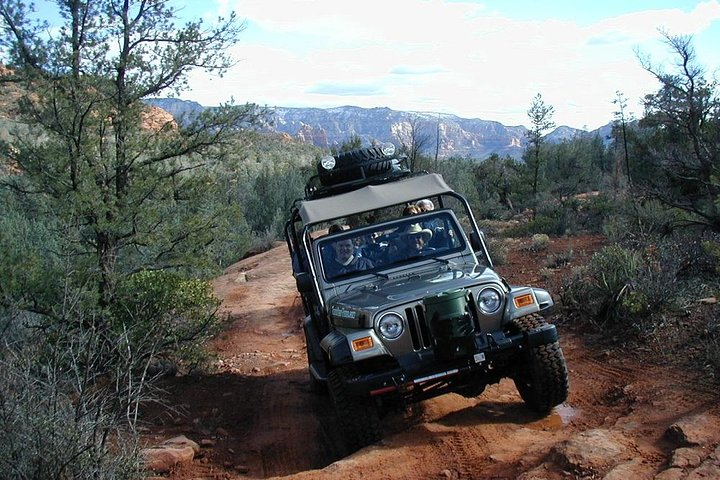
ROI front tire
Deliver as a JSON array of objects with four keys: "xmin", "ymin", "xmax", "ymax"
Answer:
[
  {"xmin": 511, "ymin": 314, "xmax": 569, "ymax": 414},
  {"xmin": 328, "ymin": 365, "xmax": 382, "ymax": 452}
]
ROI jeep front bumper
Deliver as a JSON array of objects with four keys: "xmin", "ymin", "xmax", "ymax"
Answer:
[{"xmin": 340, "ymin": 322, "xmax": 559, "ymax": 397}]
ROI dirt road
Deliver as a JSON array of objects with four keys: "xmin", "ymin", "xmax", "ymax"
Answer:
[{"xmin": 144, "ymin": 236, "xmax": 720, "ymax": 479}]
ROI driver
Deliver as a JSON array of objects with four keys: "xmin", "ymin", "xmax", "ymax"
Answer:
[{"xmin": 326, "ymin": 238, "xmax": 374, "ymax": 279}]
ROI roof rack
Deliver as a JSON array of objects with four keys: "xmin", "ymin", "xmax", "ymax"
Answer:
[{"xmin": 304, "ymin": 145, "xmax": 415, "ymax": 200}]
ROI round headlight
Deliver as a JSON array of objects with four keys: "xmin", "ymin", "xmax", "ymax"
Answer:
[
  {"xmin": 378, "ymin": 312, "xmax": 404, "ymax": 340},
  {"xmin": 477, "ymin": 288, "xmax": 502, "ymax": 314}
]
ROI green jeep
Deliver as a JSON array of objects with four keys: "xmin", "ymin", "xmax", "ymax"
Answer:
[{"xmin": 285, "ymin": 144, "xmax": 569, "ymax": 452}]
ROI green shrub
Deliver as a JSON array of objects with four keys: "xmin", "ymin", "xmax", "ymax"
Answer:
[
  {"xmin": 577, "ymin": 194, "xmax": 618, "ymax": 233},
  {"xmin": 560, "ymin": 238, "xmax": 705, "ymax": 328},
  {"xmin": 546, "ymin": 249, "xmax": 574, "ymax": 269},
  {"xmin": 602, "ymin": 198, "xmax": 682, "ymax": 246},
  {"xmin": 487, "ymin": 237, "xmax": 509, "ymax": 265},
  {"xmin": 112, "ymin": 270, "xmax": 221, "ymax": 371},
  {"xmin": 506, "ymin": 213, "xmax": 568, "ymax": 237},
  {"xmin": 699, "ymin": 313, "xmax": 720, "ymax": 382},
  {"xmin": 561, "ymin": 245, "xmax": 645, "ymax": 325},
  {"xmin": 526, "ymin": 233, "xmax": 550, "ymax": 251},
  {"xmin": 701, "ymin": 240, "xmax": 720, "ymax": 274}
]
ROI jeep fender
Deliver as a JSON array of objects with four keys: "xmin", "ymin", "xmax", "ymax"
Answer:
[
  {"xmin": 504, "ymin": 287, "xmax": 554, "ymax": 321},
  {"xmin": 320, "ymin": 328, "xmax": 391, "ymax": 367}
]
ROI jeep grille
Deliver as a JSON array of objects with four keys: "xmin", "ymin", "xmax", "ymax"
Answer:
[{"xmin": 405, "ymin": 305, "xmax": 432, "ymax": 351}]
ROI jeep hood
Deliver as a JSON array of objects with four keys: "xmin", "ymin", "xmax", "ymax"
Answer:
[{"xmin": 328, "ymin": 264, "xmax": 503, "ymax": 313}]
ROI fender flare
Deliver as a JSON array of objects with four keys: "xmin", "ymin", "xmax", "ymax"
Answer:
[{"xmin": 505, "ymin": 287, "xmax": 554, "ymax": 320}]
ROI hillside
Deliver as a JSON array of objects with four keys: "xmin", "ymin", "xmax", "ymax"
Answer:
[{"xmin": 146, "ymin": 99, "xmax": 612, "ymax": 160}]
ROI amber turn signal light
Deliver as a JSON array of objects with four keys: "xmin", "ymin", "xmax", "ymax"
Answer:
[
  {"xmin": 352, "ymin": 336, "xmax": 374, "ymax": 352},
  {"xmin": 513, "ymin": 293, "xmax": 535, "ymax": 308}
]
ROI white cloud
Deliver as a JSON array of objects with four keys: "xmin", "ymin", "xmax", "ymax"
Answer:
[{"xmin": 183, "ymin": 0, "xmax": 720, "ymax": 129}]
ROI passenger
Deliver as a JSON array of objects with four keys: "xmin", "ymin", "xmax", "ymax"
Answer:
[
  {"xmin": 403, "ymin": 204, "xmax": 421, "ymax": 216},
  {"xmin": 326, "ymin": 238, "xmax": 374, "ymax": 279},
  {"xmin": 322, "ymin": 223, "xmax": 346, "ymax": 264},
  {"xmin": 416, "ymin": 199, "xmax": 435, "ymax": 212},
  {"xmin": 353, "ymin": 235, "xmax": 369, "ymax": 258},
  {"xmin": 360, "ymin": 232, "xmax": 385, "ymax": 264},
  {"xmin": 328, "ymin": 223, "xmax": 345, "ymax": 234},
  {"xmin": 392, "ymin": 223, "xmax": 434, "ymax": 261},
  {"xmin": 415, "ymin": 198, "xmax": 452, "ymax": 248}
]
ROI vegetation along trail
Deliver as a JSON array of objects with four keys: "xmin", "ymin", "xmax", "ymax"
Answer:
[{"xmin": 144, "ymin": 236, "xmax": 720, "ymax": 480}]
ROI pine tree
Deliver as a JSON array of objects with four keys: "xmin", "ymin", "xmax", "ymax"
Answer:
[{"xmin": 1, "ymin": 0, "xmax": 260, "ymax": 314}]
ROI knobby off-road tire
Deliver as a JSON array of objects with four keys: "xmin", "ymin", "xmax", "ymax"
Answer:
[
  {"xmin": 511, "ymin": 313, "xmax": 569, "ymax": 414},
  {"xmin": 327, "ymin": 365, "xmax": 382, "ymax": 452}
]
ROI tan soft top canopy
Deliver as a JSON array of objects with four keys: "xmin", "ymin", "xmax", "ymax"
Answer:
[{"xmin": 297, "ymin": 173, "xmax": 454, "ymax": 225}]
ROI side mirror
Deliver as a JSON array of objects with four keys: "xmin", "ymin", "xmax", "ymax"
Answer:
[{"xmin": 295, "ymin": 272, "xmax": 314, "ymax": 294}]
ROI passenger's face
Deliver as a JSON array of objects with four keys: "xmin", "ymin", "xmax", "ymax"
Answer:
[
  {"xmin": 334, "ymin": 240, "xmax": 354, "ymax": 262},
  {"xmin": 408, "ymin": 234, "xmax": 425, "ymax": 250}
]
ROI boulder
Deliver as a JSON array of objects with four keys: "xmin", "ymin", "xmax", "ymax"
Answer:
[
  {"xmin": 141, "ymin": 435, "xmax": 199, "ymax": 473},
  {"xmin": 685, "ymin": 443, "xmax": 720, "ymax": 480},
  {"xmin": 671, "ymin": 447, "xmax": 703, "ymax": 468},
  {"xmin": 550, "ymin": 429, "xmax": 633, "ymax": 477},
  {"xmin": 654, "ymin": 467, "xmax": 685, "ymax": 480},
  {"xmin": 665, "ymin": 413, "xmax": 720, "ymax": 447}
]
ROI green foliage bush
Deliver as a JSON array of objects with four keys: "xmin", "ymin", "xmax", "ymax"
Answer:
[
  {"xmin": 486, "ymin": 237, "xmax": 509, "ymax": 266},
  {"xmin": 526, "ymin": 233, "xmax": 550, "ymax": 251},
  {"xmin": 701, "ymin": 240, "xmax": 720, "ymax": 274},
  {"xmin": 505, "ymin": 213, "xmax": 568, "ymax": 236},
  {"xmin": 545, "ymin": 249, "xmax": 574, "ymax": 269},
  {"xmin": 700, "ymin": 314, "xmax": 720, "ymax": 381},
  {"xmin": 0, "ymin": 204, "xmax": 65, "ymax": 309},
  {"xmin": 561, "ymin": 236, "xmax": 717, "ymax": 328},
  {"xmin": 112, "ymin": 270, "xmax": 221, "ymax": 371},
  {"xmin": 562, "ymin": 245, "xmax": 649, "ymax": 325},
  {"xmin": 602, "ymin": 197, "xmax": 681, "ymax": 246}
]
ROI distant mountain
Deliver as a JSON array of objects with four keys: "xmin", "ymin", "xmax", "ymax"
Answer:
[
  {"xmin": 145, "ymin": 98, "xmax": 205, "ymax": 119},
  {"xmin": 145, "ymin": 99, "xmax": 610, "ymax": 160},
  {"xmin": 269, "ymin": 106, "xmax": 532, "ymax": 159}
]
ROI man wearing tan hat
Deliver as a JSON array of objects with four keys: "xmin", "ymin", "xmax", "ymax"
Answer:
[{"xmin": 396, "ymin": 223, "xmax": 435, "ymax": 260}]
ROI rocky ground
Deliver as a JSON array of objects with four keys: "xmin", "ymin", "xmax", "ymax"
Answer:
[{"xmin": 141, "ymin": 234, "xmax": 720, "ymax": 480}]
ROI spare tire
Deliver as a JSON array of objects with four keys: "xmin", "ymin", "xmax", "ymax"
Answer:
[{"xmin": 318, "ymin": 145, "xmax": 395, "ymax": 186}]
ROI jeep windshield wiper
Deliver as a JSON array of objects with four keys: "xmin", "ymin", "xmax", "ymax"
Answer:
[
  {"xmin": 367, "ymin": 270, "xmax": 389, "ymax": 280},
  {"xmin": 403, "ymin": 254, "xmax": 451, "ymax": 266}
]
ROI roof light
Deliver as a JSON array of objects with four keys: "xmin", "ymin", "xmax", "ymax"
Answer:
[
  {"xmin": 380, "ymin": 142, "xmax": 395, "ymax": 157},
  {"xmin": 320, "ymin": 155, "xmax": 336, "ymax": 170}
]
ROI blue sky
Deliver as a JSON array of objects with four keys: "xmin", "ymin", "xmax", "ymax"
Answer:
[{"xmin": 33, "ymin": 0, "xmax": 720, "ymax": 130}]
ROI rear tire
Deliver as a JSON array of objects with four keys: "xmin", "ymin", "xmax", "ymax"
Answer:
[
  {"xmin": 328, "ymin": 365, "xmax": 382, "ymax": 452},
  {"xmin": 511, "ymin": 314, "xmax": 569, "ymax": 414}
]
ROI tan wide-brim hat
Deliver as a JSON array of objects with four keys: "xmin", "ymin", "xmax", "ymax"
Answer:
[{"xmin": 404, "ymin": 223, "xmax": 433, "ymax": 242}]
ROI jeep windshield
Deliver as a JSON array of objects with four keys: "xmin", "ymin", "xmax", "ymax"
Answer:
[{"xmin": 318, "ymin": 211, "xmax": 466, "ymax": 281}]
